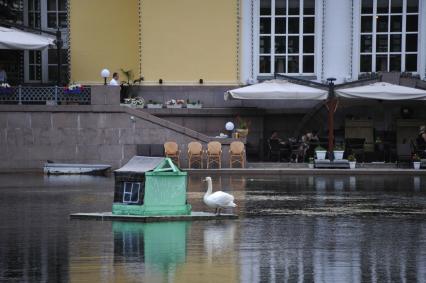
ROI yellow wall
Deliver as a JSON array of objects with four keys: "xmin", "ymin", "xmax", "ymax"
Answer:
[
  {"xmin": 140, "ymin": 0, "xmax": 239, "ymax": 85},
  {"xmin": 69, "ymin": 0, "xmax": 140, "ymax": 84}
]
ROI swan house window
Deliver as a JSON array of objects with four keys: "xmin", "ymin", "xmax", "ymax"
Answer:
[
  {"xmin": 360, "ymin": 0, "xmax": 419, "ymax": 73},
  {"xmin": 259, "ymin": 0, "xmax": 315, "ymax": 75}
]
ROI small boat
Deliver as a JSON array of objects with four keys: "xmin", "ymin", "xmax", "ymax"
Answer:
[{"xmin": 43, "ymin": 162, "xmax": 111, "ymax": 175}]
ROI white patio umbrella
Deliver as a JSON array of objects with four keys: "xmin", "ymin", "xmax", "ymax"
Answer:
[
  {"xmin": 0, "ymin": 26, "xmax": 55, "ymax": 50},
  {"xmin": 336, "ymin": 82, "xmax": 426, "ymax": 101},
  {"xmin": 225, "ymin": 79, "xmax": 328, "ymax": 101}
]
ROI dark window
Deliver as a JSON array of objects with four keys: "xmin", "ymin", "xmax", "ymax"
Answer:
[
  {"xmin": 389, "ymin": 55, "xmax": 401, "ymax": 71},
  {"xmin": 376, "ymin": 16, "xmax": 388, "ymax": 32},
  {"xmin": 275, "ymin": 0, "xmax": 286, "ymax": 15},
  {"xmin": 390, "ymin": 16, "xmax": 402, "ymax": 32},
  {"xmin": 391, "ymin": 0, "xmax": 402, "ymax": 13},
  {"xmin": 288, "ymin": 0, "xmax": 299, "ymax": 15},
  {"xmin": 377, "ymin": 0, "xmax": 389, "ymax": 13},
  {"xmin": 260, "ymin": 18, "xmax": 271, "ymax": 34},
  {"xmin": 376, "ymin": 35, "xmax": 388, "ymax": 52},
  {"xmin": 303, "ymin": 0, "xmax": 315, "ymax": 15},
  {"xmin": 362, "ymin": 0, "xmax": 373, "ymax": 14},
  {"xmin": 361, "ymin": 16, "xmax": 373, "ymax": 33},
  {"xmin": 303, "ymin": 55, "xmax": 314, "ymax": 73},
  {"xmin": 406, "ymin": 0, "xmax": 418, "ymax": 13},
  {"xmin": 405, "ymin": 34, "xmax": 417, "ymax": 52},
  {"xmin": 260, "ymin": 0, "xmax": 271, "ymax": 15},
  {"xmin": 390, "ymin": 34, "xmax": 401, "ymax": 52},
  {"xmin": 376, "ymin": 55, "xmax": 388, "ymax": 71},
  {"xmin": 361, "ymin": 35, "xmax": 373, "ymax": 52},
  {"xmin": 303, "ymin": 36, "xmax": 314, "ymax": 53},
  {"xmin": 287, "ymin": 56, "xmax": 299, "ymax": 73},
  {"xmin": 275, "ymin": 56, "xmax": 286, "ymax": 73},
  {"xmin": 275, "ymin": 36, "xmax": 286, "ymax": 53},
  {"xmin": 288, "ymin": 18, "xmax": 299, "ymax": 33},
  {"xmin": 406, "ymin": 15, "xmax": 418, "ymax": 32},
  {"xmin": 405, "ymin": 54, "xmax": 417, "ymax": 71},
  {"xmin": 275, "ymin": 18, "xmax": 286, "ymax": 34},
  {"xmin": 288, "ymin": 36, "xmax": 299, "ymax": 53},
  {"xmin": 259, "ymin": 56, "xmax": 271, "ymax": 73},
  {"xmin": 360, "ymin": 55, "xmax": 372, "ymax": 72},
  {"xmin": 123, "ymin": 182, "xmax": 141, "ymax": 204},
  {"xmin": 259, "ymin": 36, "xmax": 271, "ymax": 53},
  {"xmin": 303, "ymin": 17, "xmax": 314, "ymax": 33}
]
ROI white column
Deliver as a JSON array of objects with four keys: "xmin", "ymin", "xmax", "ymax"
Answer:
[
  {"xmin": 322, "ymin": 0, "xmax": 353, "ymax": 83},
  {"xmin": 240, "ymin": 0, "xmax": 254, "ymax": 84}
]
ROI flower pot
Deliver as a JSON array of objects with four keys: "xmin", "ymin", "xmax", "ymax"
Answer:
[
  {"xmin": 308, "ymin": 163, "xmax": 314, "ymax": 169},
  {"xmin": 187, "ymin": 104, "xmax": 202, "ymax": 109},
  {"xmin": 413, "ymin": 162, "xmax": 421, "ymax": 170},
  {"xmin": 147, "ymin": 104, "xmax": 163, "ymax": 109},
  {"xmin": 315, "ymin": 150, "xmax": 327, "ymax": 160},
  {"xmin": 236, "ymin": 128, "xmax": 249, "ymax": 138},
  {"xmin": 166, "ymin": 104, "xmax": 183, "ymax": 108},
  {"xmin": 333, "ymin": 150, "xmax": 344, "ymax": 160},
  {"xmin": 349, "ymin": 161, "xmax": 356, "ymax": 169}
]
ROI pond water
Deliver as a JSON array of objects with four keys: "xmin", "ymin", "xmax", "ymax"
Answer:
[{"xmin": 0, "ymin": 173, "xmax": 425, "ymax": 282}]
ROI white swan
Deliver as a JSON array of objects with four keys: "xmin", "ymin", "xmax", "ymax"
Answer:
[{"xmin": 203, "ymin": 176, "xmax": 236, "ymax": 215}]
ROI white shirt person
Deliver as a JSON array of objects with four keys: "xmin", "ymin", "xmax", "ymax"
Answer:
[{"xmin": 109, "ymin": 72, "xmax": 120, "ymax": 86}]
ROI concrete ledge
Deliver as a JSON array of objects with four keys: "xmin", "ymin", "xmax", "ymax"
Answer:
[
  {"xmin": 69, "ymin": 211, "xmax": 238, "ymax": 222},
  {"xmin": 185, "ymin": 168, "xmax": 426, "ymax": 175}
]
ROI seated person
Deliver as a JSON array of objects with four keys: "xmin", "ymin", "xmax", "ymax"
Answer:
[
  {"xmin": 270, "ymin": 130, "xmax": 282, "ymax": 142},
  {"xmin": 417, "ymin": 126, "xmax": 426, "ymax": 157}
]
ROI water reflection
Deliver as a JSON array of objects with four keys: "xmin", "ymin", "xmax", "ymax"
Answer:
[{"xmin": 0, "ymin": 174, "xmax": 425, "ymax": 282}]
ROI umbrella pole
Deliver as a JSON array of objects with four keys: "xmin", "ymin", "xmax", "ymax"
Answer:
[{"xmin": 327, "ymin": 98, "xmax": 338, "ymax": 153}]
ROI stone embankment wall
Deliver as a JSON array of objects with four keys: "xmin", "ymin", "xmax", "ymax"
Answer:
[{"xmin": 0, "ymin": 87, "xmax": 239, "ymax": 172}]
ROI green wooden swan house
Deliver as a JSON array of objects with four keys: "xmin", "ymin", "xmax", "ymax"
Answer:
[{"xmin": 113, "ymin": 156, "xmax": 192, "ymax": 216}]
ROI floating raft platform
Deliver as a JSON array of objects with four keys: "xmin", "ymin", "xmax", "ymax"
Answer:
[{"xmin": 70, "ymin": 212, "xmax": 238, "ymax": 222}]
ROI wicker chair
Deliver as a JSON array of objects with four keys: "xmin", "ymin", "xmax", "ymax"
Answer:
[
  {"xmin": 188, "ymin": 141, "xmax": 203, "ymax": 168},
  {"xmin": 229, "ymin": 141, "xmax": 245, "ymax": 168},
  {"xmin": 207, "ymin": 141, "xmax": 222, "ymax": 169},
  {"xmin": 164, "ymin": 141, "xmax": 180, "ymax": 167}
]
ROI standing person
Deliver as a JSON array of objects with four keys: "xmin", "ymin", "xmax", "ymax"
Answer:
[
  {"xmin": 0, "ymin": 64, "xmax": 7, "ymax": 83},
  {"xmin": 417, "ymin": 126, "xmax": 426, "ymax": 158},
  {"xmin": 109, "ymin": 72, "xmax": 120, "ymax": 86}
]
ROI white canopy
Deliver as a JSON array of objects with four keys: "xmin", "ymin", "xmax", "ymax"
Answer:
[
  {"xmin": 0, "ymin": 27, "xmax": 55, "ymax": 50},
  {"xmin": 225, "ymin": 80, "xmax": 328, "ymax": 101},
  {"xmin": 336, "ymin": 82, "xmax": 426, "ymax": 101}
]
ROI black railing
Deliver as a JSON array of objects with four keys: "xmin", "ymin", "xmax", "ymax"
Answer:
[{"xmin": 0, "ymin": 86, "xmax": 91, "ymax": 105}]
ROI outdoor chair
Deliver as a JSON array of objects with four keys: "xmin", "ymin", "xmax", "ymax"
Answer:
[
  {"xmin": 396, "ymin": 143, "xmax": 412, "ymax": 167},
  {"xmin": 188, "ymin": 141, "xmax": 203, "ymax": 169},
  {"xmin": 345, "ymin": 138, "xmax": 365, "ymax": 162},
  {"xmin": 229, "ymin": 141, "xmax": 245, "ymax": 168},
  {"xmin": 164, "ymin": 141, "xmax": 180, "ymax": 167},
  {"xmin": 206, "ymin": 141, "xmax": 222, "ymax": 169}
]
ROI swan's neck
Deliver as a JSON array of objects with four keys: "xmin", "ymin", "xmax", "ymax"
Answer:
[{"xmin": 205, "ymin": 180, "xmax": 213, "ymax": 196}]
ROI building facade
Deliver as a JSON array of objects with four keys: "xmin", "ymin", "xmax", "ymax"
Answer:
[
  {"xmin": 0, "ymin": 0, "xmax": 69, "ymax": 84},
  {"xmin": 67, "ymin": 0, "xmax": 426, "ymax": 86}
]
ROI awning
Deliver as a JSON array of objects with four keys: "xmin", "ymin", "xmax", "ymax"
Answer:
[
  {"xmin": 0, "ymin": 26, "xmax": 55, "ymax": 50},
  {"xmin": 115, "ymin": 156, "xmax": 165, "ymax": 174},
  {"xmin": 225, "ymin": 80, "xmax": 328, "ymax": 101},
  {"xmin": 336, "ymin": 82, "xmax": 426, "ymax": 101}
]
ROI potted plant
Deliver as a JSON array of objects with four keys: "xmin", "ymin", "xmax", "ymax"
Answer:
[
  {"xmin": 64, "ymin": 83, "xmax": 83, "ymax": 95},
  {"xmin": 129, "ymin": 97, "xmax": 145, "ymax": 108},
  {"xmin": 315, "ymin": 146, "xmax": 327, "ymax": 160},
  {"xmin": 120, "ymin": 69, "xmax": 144, "ymax": 102},
  {"xmin": 308, "ymin": 157, "xmax": 314, "ymax": 169},
  {"xmin": 0, "ymin": 83, "xmax": 13, "ymax": 95},
  {"xmin": 146, "ymin": 100, "xmax": 163, "ymax": 109},
  {"xmin": 333, "ymin": 144, "xmax": 345, "ymax": 160},
  {"xmin": 413, "ymin": 154, "xmax": 421, "ymax": 170},
  {"xmin": 236, "ymin": 116, "xmax": 250, "ymax": 137},
  {"xmin": 166, "ymin": 99, "xmax": 185, "ymax": 108},
  {"xmin": 348, "ymin": 154, "xmax": 356, "ymax": 169},
  {"xmin": 186, "ymin": 99, "xmax": 202, "ymax": 109}
]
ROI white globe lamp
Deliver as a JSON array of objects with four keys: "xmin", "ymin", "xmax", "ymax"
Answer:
[
  {"xmin": 225, "ymin": 122, "xmax": 234, "ymax": 131},
  {"xmin": 101, "ymin": 69, "xmax": 110, "ymax": 85}
]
